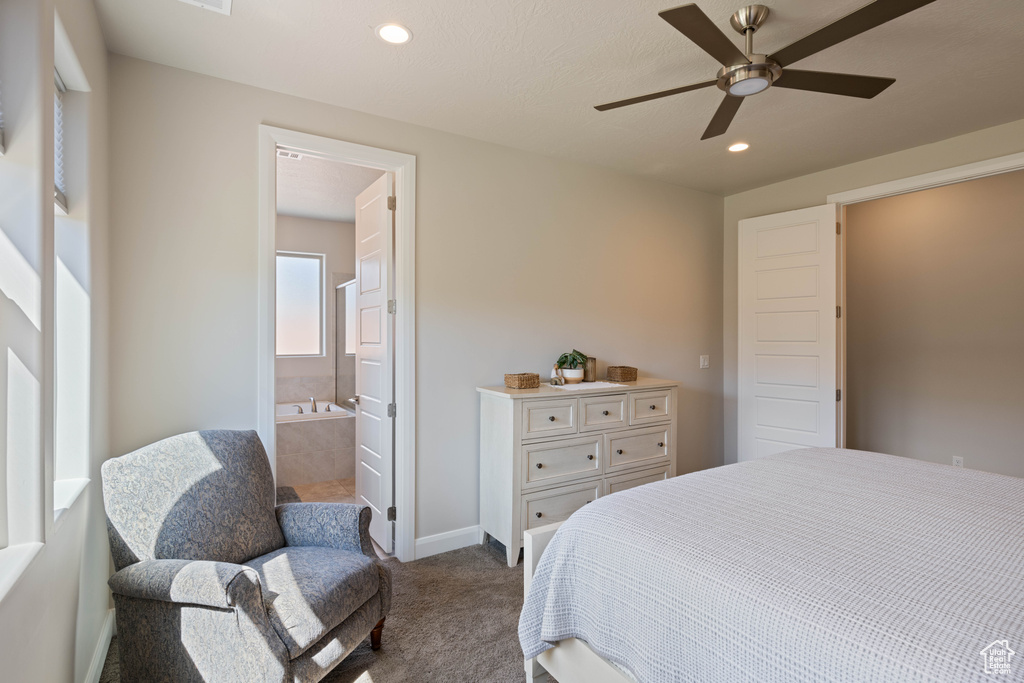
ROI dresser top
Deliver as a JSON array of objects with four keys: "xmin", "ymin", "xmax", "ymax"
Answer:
[{"xmin": 477, "ymin": 376, "xmax": 678, "ymax": 399}]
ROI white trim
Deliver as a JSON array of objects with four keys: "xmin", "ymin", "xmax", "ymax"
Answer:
[
  {"xmin": 85, "ymin": 609, "xmax": 115, "ymax": 683},
  {"xmin": 258, "ymin": 125, "xmax": 417, "ymax": 562},
  {"xmin": 827, "ymin": 151, "xmax": 1024, "ymax": 205},
  {"xmin": 414, "ymin": 525, "xmax": 481, "ymax": 560}
]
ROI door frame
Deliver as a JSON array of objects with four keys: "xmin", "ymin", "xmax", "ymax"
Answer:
[
  {"xmin": 826, "ymin": 150, "xmax": 1024, "ymax": 446},
  {"xmin": 257, "ymin": 125, "xmax": 417, "ymax": 562}
]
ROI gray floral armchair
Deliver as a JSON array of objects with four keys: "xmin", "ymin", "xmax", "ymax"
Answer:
[{"xmin": 101, "ymin": 429, "xmax": 392, "ymax": 682}]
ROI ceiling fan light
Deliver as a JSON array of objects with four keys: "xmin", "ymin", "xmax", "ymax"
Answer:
[
  {"xmin": 728, "ymin": 76, "xmax": 770, "ymax": 97},
  {"xmin": 728, "ymin": 143, "xmax": 749, "ymax": 152}
]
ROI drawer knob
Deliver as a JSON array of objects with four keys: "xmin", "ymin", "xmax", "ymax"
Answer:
[
  {"xmin": 535, "ymin": 512, "xmax": 542, "ymax": 518},
  {"xmin": 602, "ymin": 410, "xmax": 609, "ymax": 416},
  {"xmin": 536, "ymin": 463, "xmax": 543, "ymax": 469},
  {"xmin": 650, "ymin": 404, "xmax": 656, "ymax": 410},
  {"xmin": 548, "ymin": 416, "xmax": 556, "ymax": 422},
  {"xmin": 658, "ymin": 442, "xmax": 664, "ymax": 448},
  {"xmin": 616, "ymin": 449, "xmax": 623, "ymax": 455},
  {"xmin": 587, "ymin": 454, "xmax": 594, "ymax": 460}
]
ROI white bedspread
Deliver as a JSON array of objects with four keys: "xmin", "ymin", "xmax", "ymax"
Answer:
[{"xmin": 519, "ymin": 448, "xmax": 1024, "ymax": 682}]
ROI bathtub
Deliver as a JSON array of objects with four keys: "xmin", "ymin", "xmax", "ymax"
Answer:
[
  {"xmin": 276, "ymin": 400, "xmax": 353, "ymax": 422},
  {"xmin": 275, "ymin": 401, "xmax": 357, "ymax": 487}
]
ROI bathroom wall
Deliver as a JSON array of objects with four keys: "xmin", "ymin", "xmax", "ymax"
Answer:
[{"xmin": 274, "ymin": 214, "xmax": 355, "ymax": 403}]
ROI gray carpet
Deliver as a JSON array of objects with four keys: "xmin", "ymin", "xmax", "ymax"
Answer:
[{"xmin": 99, "ymin": 541, "xmax": 526, "ymax": 682}]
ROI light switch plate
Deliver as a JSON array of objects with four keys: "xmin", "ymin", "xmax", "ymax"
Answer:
[{"xmin": 699, "ymin": 355, "xmax": 710, "ymax": 369}]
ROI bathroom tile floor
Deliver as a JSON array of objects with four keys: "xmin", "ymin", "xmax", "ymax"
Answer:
[
  {"xmin": 291, "ymin": 477, "xmax": 358, "ymax": 504},
  {"xmin": 285, "ymin": 477, "xmax": 389, "ymax": 559}
]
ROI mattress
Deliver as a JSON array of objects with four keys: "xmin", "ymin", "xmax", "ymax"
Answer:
[{"xmin": 519, "ymin": 448, "xmax": 1024, "ymax": 682}]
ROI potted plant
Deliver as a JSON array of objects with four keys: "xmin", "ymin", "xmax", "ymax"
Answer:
[{"xmin": 556, "ymin": 349, "xmax": 589, "ymax": 384}]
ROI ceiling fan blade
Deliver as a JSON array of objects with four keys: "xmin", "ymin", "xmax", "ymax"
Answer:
[
  {"xmin": 769, "ymin": 0, "xmax": 938, "ymax": 67},
  {"xmin": 595, "ymin": 80, "xmax": 717, "ymax": 112},
  {"xmin": 659, "ymin": 4, "xmax": 749, "ymax": 67},
  {"xmin": 773, "ymin": 70, "xmax": 895, "ymax": 98},
  {"xmin": 701, "ymin": 95, "xmax": 743, "ymax": 140}
]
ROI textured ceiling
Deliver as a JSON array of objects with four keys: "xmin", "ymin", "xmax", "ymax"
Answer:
[
  {"xmin": 96, "ymin": 0, "xmax": 1024, "ymax": 195},
  {"xmin": 277, "ymin": 155, "xmax": 384, "ymax": 223}
]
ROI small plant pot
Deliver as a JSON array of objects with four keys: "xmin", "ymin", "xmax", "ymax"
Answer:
[{"xmin": 561, "ymin": 368, "xmax": 585, "ymax": 384}]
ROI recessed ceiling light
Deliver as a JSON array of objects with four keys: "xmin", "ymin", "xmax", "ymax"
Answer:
[
  {"xmin": 376, "ymin": 23, "xmax": 412, "ymax": 44},
  {"xmin": 728, "ymin": 143, "xmax": 749, "ymax": 152}
]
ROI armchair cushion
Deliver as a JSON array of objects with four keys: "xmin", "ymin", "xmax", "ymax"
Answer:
[
  {"xmin": 102, "ymin": 430, "xmax": 284, "ymax": 571},
  {"xmin": 244, "ymin": 547, "xmax": 382, "ymax": 660},
  {"xmin": 275, "ymin": 502, "xmax": 374, "ymax": 556},
  {"xmin": 108, "ymin": 559, "xmax": 262, "ymax": 610}
]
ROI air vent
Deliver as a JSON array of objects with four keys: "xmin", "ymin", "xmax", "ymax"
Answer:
[
  {"xmin": 176, "ymin": 0, "xmax": 231, "ymax": 15},
  {"xmin": 277, "ymin": 149, "xmax": 303, "ymax": 161}
]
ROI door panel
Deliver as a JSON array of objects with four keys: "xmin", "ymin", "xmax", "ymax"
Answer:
[
  {"xmin": 355, "ymin": 172, "xmax": 394, "ymax": 552},
  {"xmin": 739, "ymin": 204, "xmax": 838, "ymax": 461}
]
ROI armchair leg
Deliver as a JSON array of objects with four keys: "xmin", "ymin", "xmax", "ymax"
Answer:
[{"xmin": 371, "ymin": 618, "xmax": 386, "ymax": 651}]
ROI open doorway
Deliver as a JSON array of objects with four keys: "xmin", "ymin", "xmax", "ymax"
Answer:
[{"xmin": 258, "ymin": 127, "xmax": 417, "ymax": 561}]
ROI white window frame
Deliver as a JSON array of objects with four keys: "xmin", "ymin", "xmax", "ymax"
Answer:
[{"xmin": 275, "ymin": 250, "xmax": 326, "ymax": 358}]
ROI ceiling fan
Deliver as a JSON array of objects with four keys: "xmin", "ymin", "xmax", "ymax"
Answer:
[{"xmin": 595, "ymin": 0, "xmax": 938, "ymax": 140}]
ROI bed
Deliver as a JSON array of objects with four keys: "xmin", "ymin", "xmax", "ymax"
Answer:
[{"xmin": 519, "ymin": 448, "xmax": 1024, "ymax": 682}]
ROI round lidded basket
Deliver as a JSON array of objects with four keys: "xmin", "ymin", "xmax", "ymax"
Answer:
[
  {"xmin": 606, "ymin": 366, "xmax": 638, "ymax": 382},
  {"xmin": 504, "ymin": 372, "xmax": 540, "ymax": 389}
]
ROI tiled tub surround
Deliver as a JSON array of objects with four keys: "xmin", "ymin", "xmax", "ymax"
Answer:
[
  {"xmin": 276, "ymin": 406, "xmax": 356, "ymax": 487},
  {"xmin": 276, "ymin": 374, "xmax": 336, "ymax": 403}
]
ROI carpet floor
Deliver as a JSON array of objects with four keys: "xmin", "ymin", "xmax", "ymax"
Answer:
[{"xmin": 99, "ymin": 540, "xmax": 527, "ymax": 682}]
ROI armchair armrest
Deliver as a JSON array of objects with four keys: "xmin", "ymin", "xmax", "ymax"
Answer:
[
  {"xmin": 275, "ymin": 502, "xmax": 374, "ymax": 557},
  {"xmin": 108, "ymin": 559, "xmax": 262, "ymax": 610}
]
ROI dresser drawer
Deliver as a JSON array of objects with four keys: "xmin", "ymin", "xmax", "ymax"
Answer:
[
  {"xmin": 522, "ymin": 399, "xmax": 577, "ymax": 438},
  {"xmin": 629, "ymin": 389, "xmax": 672, "ymax": 425},
  {"xmin": 523, "ymin": 436, "xmax": 602, "ymax": 489},
  {"xmin": 605, "ymin": 465, "xmax": 670, "ymax": 495},
  {"xmin": 606, "ymin": 425, "xmax": 670, "ymax": 472},
  {"xmin": 523, "ymin": 481, "xmax": 600, "ymax": 531},
  {"xmin": 579, "ymin": 394, "xmax": 627, "ymax": 432}
]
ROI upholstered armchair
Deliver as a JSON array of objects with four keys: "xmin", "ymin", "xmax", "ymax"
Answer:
[{"xmin": 101, "ymin": 429, "xmax": 392, "ymax": 683}]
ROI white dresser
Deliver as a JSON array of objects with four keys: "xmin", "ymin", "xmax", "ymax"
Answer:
[{"xmin": 478, "ymin": 377, "xmax": 678, "ymax": 566}]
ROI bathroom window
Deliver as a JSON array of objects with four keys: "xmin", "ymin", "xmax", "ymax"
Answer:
[{"xmin": 276, "ymin": 252, "xmax": 325, "ymax": 357}]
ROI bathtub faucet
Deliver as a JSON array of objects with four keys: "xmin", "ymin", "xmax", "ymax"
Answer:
[{"xmin": 310, "ymin": 397, "xmax": 317, "ymax": 413}]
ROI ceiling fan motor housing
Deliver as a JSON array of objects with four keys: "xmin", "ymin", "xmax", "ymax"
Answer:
[{"xmin": 717, "ymin": 55, "xmax": 782, "ymax": 97}]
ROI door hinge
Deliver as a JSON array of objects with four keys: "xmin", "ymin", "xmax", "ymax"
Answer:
[
  {"xmin": 387, "ymin": 299, "xmax": 397, "ymax": 315},
  {"xmin": 836, "ymin": 221, "xmax": 841, "ymax": 235},
  {"xmin": 836, "ymin": 305, "xmax": 841, "ymax": 319},
  {"xmin": 387, "ymin": 195, "xmax": 396, "ymax": 211},
  {"xmin": 387, "ymin": 506, "xmax": 396, "ymax": 522},
  {"xmin": 836, "ymin": 389, "xmax": 841, "ymax": 402},
  {"xmin": 387, "ymin": 403, "xmax": 396, "ymax": 418}
]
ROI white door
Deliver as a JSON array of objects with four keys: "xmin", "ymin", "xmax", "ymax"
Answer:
[
  {"xmin": 738, "ymin": 204, "xmax": 839, "ymax": 461},
  {"xmin": 354, "ymin": 172, "xmax": 394, "ymax": 552}
]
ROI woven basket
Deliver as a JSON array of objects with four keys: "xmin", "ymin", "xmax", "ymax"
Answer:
[
  {"xmin": 606, "ymin": 366, "xmax": 638, "ymax": 382},
  {"xmin": 504, "ymin": 373, "xmax": 540, "ymax": 389}
]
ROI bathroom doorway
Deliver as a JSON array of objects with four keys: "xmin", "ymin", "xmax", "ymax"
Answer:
[{"xmin": 258, "ymin": 127, "xmax": 416, "ymax": 561}]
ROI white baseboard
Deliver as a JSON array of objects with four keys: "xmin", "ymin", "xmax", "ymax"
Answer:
[
  {"xmin": 414, "ymin": 525, "xmax": 481, "ymax": 560},
  {"xmin": 85, "ymin": 609, "xmax": 115, "ymax": 683}
]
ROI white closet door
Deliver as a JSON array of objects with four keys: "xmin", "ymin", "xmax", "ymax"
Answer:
[
  {"xmin": 354, "ymin": 172, "xmax": 394, "ymax": 552},
  {"xmin": 738, "ymin": 204, "xmax": 839, "ymax": 462}
]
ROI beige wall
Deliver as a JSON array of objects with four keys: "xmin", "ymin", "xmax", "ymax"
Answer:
[
  {"xmin": 845, "ymin": 170, "xmax": 1024, "ymax": 477},
  {"xmin": 108, "ymin": 55, "xmax": 724, "ymax": 542},
  {"xmin": 722, "ymin": 118, "xmax": 1024, "ymax": 464},
  {"xmin": 274, "ymin": 215, "xmax": 354, "ymax": 390}
]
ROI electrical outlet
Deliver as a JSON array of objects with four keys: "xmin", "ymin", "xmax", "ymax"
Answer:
[
  {"xmin": 952, "ymin": 456, "xmax": 964, "ymax": 468},
  {"xmin": 699, "ymin": 355, "xmax": 710, "ymax": 369}
]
